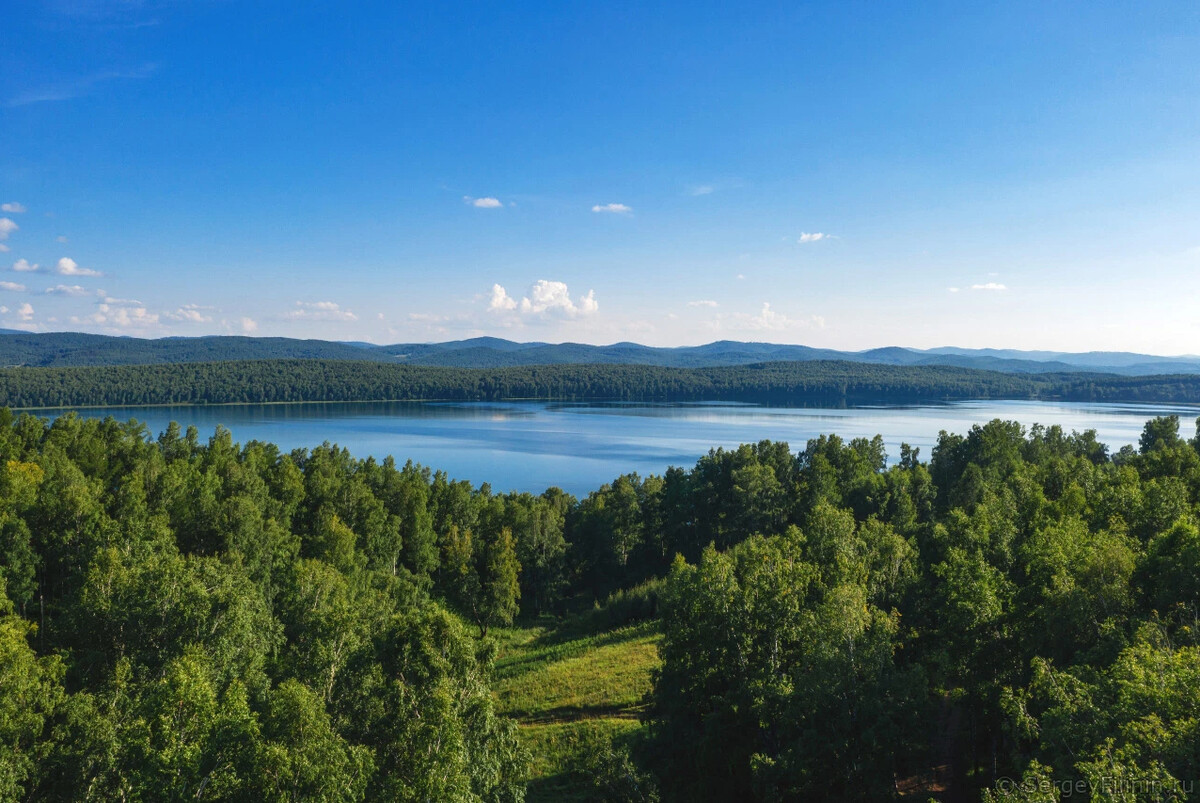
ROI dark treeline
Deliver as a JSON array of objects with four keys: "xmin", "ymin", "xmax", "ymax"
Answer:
[
  {"xmin": 3, "ymin": 358, "xmax": 1200, "ymax": 409},
  {"xmin": 3, "ymin": 409, "xmax": 1200, "ymax": 800}
]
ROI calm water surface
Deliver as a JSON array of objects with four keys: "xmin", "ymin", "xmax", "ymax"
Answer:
[{"xmin": 27, "ymin": 400, "xmax": 1200, "ymax": 495}]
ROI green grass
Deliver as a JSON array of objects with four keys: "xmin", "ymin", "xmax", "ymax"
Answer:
[{"xmin": 491, "ymin": 618, "xmax": 662, "ymax": 802}]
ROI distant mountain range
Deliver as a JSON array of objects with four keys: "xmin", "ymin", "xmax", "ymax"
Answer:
[{"xmin": 1, "ymin": 331, "xmax": 1199, "ymax": 376}]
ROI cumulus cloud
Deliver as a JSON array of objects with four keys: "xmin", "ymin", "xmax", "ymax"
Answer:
[
  {"xmin": 971, "ymin": 283, "xmax": 1007, "ymax": 291},
  {"xmin": 16, "ymin": 303, "xmax": 34, "ymax": 322},
  {"xmin": 591, "ymin": 203, "xmax": 631, "ymax": 214},
  {"xmin": 464, "ymin": 196, "xmax": 503, "ymax": 208},
  {"xmin": 11, "ymin": 259, "xmax": 38, "ymax": 272},
  {"xmin": 45, "ymin": 284, "xmax": 91, "ymax": 297},
  {"xmin": 55, "ymin": 257, "xmax": 102, "ymax": 277},
  {"xmin": 798, "ymin": 232, "xmax": 830, "ymax": 243},
  {"xmin": 488, "ymin": 280, "xmax": 598, "ymax": 319},
  {"xmin": 0, "ymin": 281, "xmax": 26, "ymax": 292},
  {"xmin": 687, "ymin": 300, "xmax": 719, "ymax": 308},
  {"xmin": 285, "ymin": 301, "xmax": 358, "ymax": 322},
  {"xmin": 1, "ymin": 203, "xmax": 26, "ymax": 214},
  {"xmin": 488, "ymin": 284, "xmax": 517, "ymax": 312},
  {"xmin": 165, "ymin": 303, "xmax": 213, "ymax": 323},
  {"xmin": 241, "ymin": 317, "xmax": 258, "ymax": 333},
  {"xmin": 0, "ymin": 218, "xmax": 17, "ymax": 240},
  {"xmin": 71, "ymin": 300, "xmax": 160, "ymax": 331}
]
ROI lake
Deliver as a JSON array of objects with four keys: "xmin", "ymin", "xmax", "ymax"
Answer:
[{"xmin": 26, "ymin": 400, "xmax": 1200, "ymax": 496}]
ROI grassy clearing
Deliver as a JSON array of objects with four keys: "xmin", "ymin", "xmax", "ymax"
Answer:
[{"xmin": 492, "ymin": 618, "xmax": 662, "ymax": 801}]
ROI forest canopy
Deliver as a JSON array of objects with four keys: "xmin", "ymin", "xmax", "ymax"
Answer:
[
  {"xmin": 1, "ymin": 358, "xmax": 1200, "ymax": 409},
  {"xmin": 1, "ymin": 408, "xmax": 1199, "ymax": 800}
]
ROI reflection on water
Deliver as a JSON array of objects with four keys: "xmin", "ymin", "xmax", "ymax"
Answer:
[{"xmin": 24, "ymin": 399, "xmax": 1200, "ymax": 496}]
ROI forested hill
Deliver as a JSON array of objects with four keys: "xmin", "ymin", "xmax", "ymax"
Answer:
[
  {"xmin": 2, "ymin": 358, "xmax": 1200, "ymax": 408},
  {"xmin": 4, "ymin": 331, "xmax": 1200, "ymax": 375}
]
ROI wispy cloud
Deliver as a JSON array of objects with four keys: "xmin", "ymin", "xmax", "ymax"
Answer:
[
  {"xmin": 687, "ymin": 299, "xmax": 719, "ymax": 308},
  {"xmin": 0, "ymin": 203, "xmax": 26, "ymax": 214},
  {"xmin": 285, "ymin": 300, "xmax": 358, "ymax": 322},
  {"xmin": 592, "ymin": 203, "xmax": 631, "ymax": 214},
  {"xmin": 947, "ymin": 287, "xmax": 960, "ymax": 293},
  {"xmin": 971, "ymin": 282, "xmax": 1007, "ymax": 291},
  {"xmin": 709, "ymin": 302, "xmax": 825, "ymax": 333},
  {"xmin": 8, "ymin": 64, "xmax": 157, "ymax": 107},
  {"xmin": 45, "ymin": 284, "xmax": 91, "ymax": 296},
  {"xmin": 690, "ymin": 185, "xmax": 714, "ymax": 196},
  {"xmin": 464, "ymin": 196, "xmax": 503, "ymax": 208},
  {"xmin": 0, "ymin": 281, "xmax": 27, "ymax": 292},
  {"xmin": 798, "ymin": 232, "xmax": 831, "ymax": 243}
]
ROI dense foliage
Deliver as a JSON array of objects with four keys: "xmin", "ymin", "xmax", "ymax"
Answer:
[
  {"xmin": 3, "ymin": 358, "xmax": 1200, "ymax": 409},
  {"xmin": 3, "ymin": 407, "xmax": 1200, "ymax": 800},
  {"xmin": 645, "ymin": 416, "xmax": 1200, "ymax": 801}
]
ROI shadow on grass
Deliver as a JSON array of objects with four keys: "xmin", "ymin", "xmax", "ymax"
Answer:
[{"xmin": 493, "ymin": 620, "xmax": 659, "ymax": 681}]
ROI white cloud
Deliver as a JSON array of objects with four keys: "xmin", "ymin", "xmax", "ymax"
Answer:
[
  {"xmin": 687, "ymin": 300, "xmax": 719, "ymax": 308},
  {"xmin": 748, "ymin": 302, "xmax": 792, "ymax": 331},
  {"xmin": 971, "ymin": 283, "xmax": 1007, "ymax": 291},
  {"xmin": 55, "ymin": 257, "xmax": 102, "ymax": 277},
  {"xmin": 736, "ymin": 273, "xmax": 746, "ymax": 280},
  {"xmin": 948, "ymin": 287, "xmax": 960, "ymax": 293},
  {"xmin": 488, "ymin": 283, "xmax": 518, "ymax": 311},
  {"xmin": 0, "ymin": 281, "xmax": 26, "ymax": 292},
  {"xmin": 710, "ymin": 302, "xmax": 825, "ymax": 333},
  {"xmin": 489, "ymin": 280, "xmax": 599, "ymax": 319},
  {"xmin": 16, "ymin": 302, "xmax": 34, "ymax": 322},
  {"xmin": 690, "ymin": 186, "xmax": 714, "ymax": 196},
  {"xmin": 591, "ymin": 203, "xmax": 631, "ymax": 214},
  {"xmin": 465, "ymin": 196, "xmax": 503, "ymax": 208},
  {"xmin": 45, "ymin": 284, "xmax": 91, "ymax": 297},
  {"xmin": 0, "ymin": 306, "xmax": 7, "ymax": 314},
  {"xmin": 56, "ymin": 235, "xmax": 68, "ymax": 244},
  {"xmin": 11, "ymin": 259, "xmax": 38, "ymax": 272},
  {"xmin": 0, "ymin": 245, "xmax": 7, "ymax": 253},
  {"xmin": 285, "ymin": 301, "xmax": 358, "ymax": 321},
  {"xmin": 798, "ymin": 232, "xmax": 829, "ymax": 243},
  {"xmin": 71, "ymin": 301, "xmax": 161, "ymax": 331},
  {"xmin": 1, "ymin": 203, "xmax": 26, "ymax": 214},
  {"xmin": 0, "ymin": 218, "xmax": 17, "ymax": 240},
  {"xmin": 241, "ymin": 317, "xmax": 258, "ymax": 333},
  {"xmin": 166, "ymin": 304, "xmax": 213, "ymax": 323}
]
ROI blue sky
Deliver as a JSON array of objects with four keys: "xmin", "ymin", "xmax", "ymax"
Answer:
[{"xmin": 2, "ymin": 1, "xmax": 1199, "ymax": 352}]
